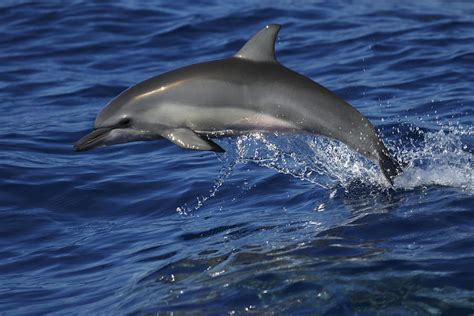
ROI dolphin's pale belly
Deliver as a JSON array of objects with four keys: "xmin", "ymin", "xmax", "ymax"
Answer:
[{"xmin": 178, "ymin": 105, "xmax": 300, "ymax": 136}]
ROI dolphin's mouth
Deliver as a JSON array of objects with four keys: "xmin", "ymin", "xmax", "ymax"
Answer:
[{"xmin": 73, "ymin": 128, "xmax": 112, "ymax": 152}]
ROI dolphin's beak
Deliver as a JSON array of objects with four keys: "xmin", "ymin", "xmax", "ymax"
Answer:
[{"xmin": 73, "ymin": 128, "xmax": 112, "ymax": 152}]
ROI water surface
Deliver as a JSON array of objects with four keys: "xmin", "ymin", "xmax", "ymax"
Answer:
[{"xmin": 1, "ymin": 0, "xmax": 473, "ymax": 314}]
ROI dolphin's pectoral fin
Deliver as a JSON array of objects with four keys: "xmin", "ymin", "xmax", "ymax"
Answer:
[{"xmin": 162, "ymin": 128, "xmax": 225, "ymax": 153}]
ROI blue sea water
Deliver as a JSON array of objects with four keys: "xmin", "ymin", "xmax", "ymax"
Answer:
[{"xmin": 1, "ymin": 0, "xmax": 473, "ymax": 314}]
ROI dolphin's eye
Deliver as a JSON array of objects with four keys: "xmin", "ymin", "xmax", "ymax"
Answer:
[{"xmin": 119, "ymin": 118, "xmax": 131, "ymax": 127}]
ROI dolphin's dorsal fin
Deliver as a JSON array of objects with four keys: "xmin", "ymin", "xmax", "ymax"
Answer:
[{"xmin": 234, "ymin": 24, "xmax": 281, "ymax": 63}]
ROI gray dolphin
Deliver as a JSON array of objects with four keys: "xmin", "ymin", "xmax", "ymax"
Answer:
[{"xmin": 74, "ymin": 24, "xmax": 402, "ymax": 184}]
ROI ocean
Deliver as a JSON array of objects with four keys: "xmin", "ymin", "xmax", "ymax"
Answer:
[{"xmin": 0, "ymin": 0, "xmax": 473, "ymax": 314}]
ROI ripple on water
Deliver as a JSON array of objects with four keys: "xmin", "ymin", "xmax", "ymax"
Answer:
[{"xmin": 0, "ymin": 0, "xmax": 473, "ymax": 314}]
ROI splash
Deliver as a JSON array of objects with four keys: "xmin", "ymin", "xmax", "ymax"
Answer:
[
  {"xmin": 233, "ymin": 132, "xmax": 385, "ymax": 189},
  {"xmin": 176, "ymin": 154, "xmax": 237, "ymax": 215},
  {"xmin": 176, "ymin": 124, "xmax": 473, "ymax": 213},
  {"xmin": 232, "ymin": 125, "xmax": 473, "ymax": 193},
  {"xmin": 394, "ymin": 126, "xmax": 473, "ymax": 192}
]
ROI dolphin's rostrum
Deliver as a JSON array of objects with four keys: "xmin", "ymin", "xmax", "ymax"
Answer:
[{"xmin": 74, "ymin": 24, "xmax": 403, "ymax": 184}]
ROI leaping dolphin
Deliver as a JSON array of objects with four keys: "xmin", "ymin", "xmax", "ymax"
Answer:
[{"xmin": 74, "ymin": 24, "xmax": 403, "ymax": 184}]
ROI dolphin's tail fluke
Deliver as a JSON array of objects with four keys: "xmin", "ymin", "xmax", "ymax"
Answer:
[{"xmin": 378, "ymin": 148, "xmax": 404, "ymax": 186}]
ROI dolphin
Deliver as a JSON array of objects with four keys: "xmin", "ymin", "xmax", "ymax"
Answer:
[{"xmin": 74, "ymin": 24, "xmax": 403, "ymax": 184}]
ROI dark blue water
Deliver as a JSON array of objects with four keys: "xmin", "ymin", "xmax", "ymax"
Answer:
[{"xmin": 1, "ymin": 1, "xmax": 473, "ymax": 314}]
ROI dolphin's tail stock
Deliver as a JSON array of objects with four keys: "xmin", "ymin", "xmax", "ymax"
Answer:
[{"xmin": 378, "ymin": 146, "xmax": 404, "ymax": 186}]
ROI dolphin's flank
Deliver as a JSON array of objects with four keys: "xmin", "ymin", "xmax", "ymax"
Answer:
[{"xmin": 74, "ymin": 24, "xmax": 403, "ymax": 185}]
